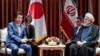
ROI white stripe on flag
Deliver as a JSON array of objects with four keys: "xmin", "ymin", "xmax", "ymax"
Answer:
[
  {"xmin": 60, "ymin": 0, "xmax": 78, "ymax": 39},
  {"xmin": 28, "ymin": 0, "xmax": 47, "ymax": 43}
]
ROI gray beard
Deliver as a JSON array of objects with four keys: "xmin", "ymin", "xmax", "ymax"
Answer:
[{"xmin": 82, "ymin": 23, "xmax": 91, "ymax": 27}]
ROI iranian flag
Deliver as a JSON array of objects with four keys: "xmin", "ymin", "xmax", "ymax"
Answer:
[
  {"xmin": 60, "ymin": 0, "xmax": 78, "ymax": 39},
  {"xmin": 28, "ymin": 0, "xmax": 47, "ymax": 43}
]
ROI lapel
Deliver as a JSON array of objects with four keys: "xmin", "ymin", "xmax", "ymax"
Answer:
[
  {"xmin": 19, "ymin": 24, "xmax": 24, "ymax": 36},
  {"xmin": 71, "ymin": 27, "xmax": 79, "ymax": 40},
  {"xmin": 74, "ymin": 27, "xmax": 78, "ymax": 34},
  {"xmin": 13, "ymin": 22, "xmax": 19, "ymax": 35},
  {"xmin": 20, "ymin": 24, "xmax": 24, "ymax": 35},
  {"xmin": 26, "ymin": 25, "xmax": 29, "ymax": 38},
  {"xmin": 77, "ymin": 26, "xmax": 83, "ymax": 41},
  {"xmin": 13, "ymin": 22, "xmax": 23, "ymax": 36}
]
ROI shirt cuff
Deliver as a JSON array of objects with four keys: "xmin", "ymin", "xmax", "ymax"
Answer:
[{"xmin": 82, "ymin": 41, "xmax": 87, "ymax": 43}]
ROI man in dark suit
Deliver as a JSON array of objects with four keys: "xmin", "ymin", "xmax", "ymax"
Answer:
[
  {"xmin": 6, "ymin": 12, "xmax": 32, "ymax": 56},
  {"xmin": 65, "ymin": 13, "xmax": 99, "ymax": 56},
  {"xmin": 24, "ymin": 15, "xmax": 38, "ymax": 56},
  {"xmin": 65, "ymin": 16, "xmax": 84, "ymax": 56}
]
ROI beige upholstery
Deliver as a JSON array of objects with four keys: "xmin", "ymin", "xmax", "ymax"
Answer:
[
  {"xmin": 96, "ymin": 30, "xmax": 100, "ymax": 55},
  {"xmin": 96, "ymin": 47, "xmax": 100, "ymax": 54},
  {"xmin": 0, "ymin": 48, "xmax": 25, "ymax": 54},
  {"xmin": 0, "ymin": 28, "xmax": 26, "ymax": 55}
]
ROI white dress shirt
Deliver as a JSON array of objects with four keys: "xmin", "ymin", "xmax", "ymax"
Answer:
[
  {"xmin": 76, "ymin": 26, "xmax": 81, "ymax": 35},
  {"xmin": 17, "ymin": 24, "xmax": 21, "ymax": 35}
]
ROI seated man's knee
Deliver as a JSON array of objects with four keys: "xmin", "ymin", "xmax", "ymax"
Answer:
[
  {"xmin": 69, "ymin": 44, "xmax": 77, "ymax": 49},
  {"xmin": 20, "ymin": 44, "xmax": 32, "ymax": 50},
  {"xmin": 26, "ymin": 45, "xmax": 32, "ymax": 49},
  {"xmin": 9, "ymin": 44, "xmax": 18, "ymax": 52},
  {"xmin": 12, "ymin": 46, "xmax": 18, "ymax": 52}
]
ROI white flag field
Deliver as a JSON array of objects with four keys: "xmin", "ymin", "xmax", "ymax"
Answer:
[
  {"xmin": 28, "ymin": 0, "xmax": 47, "ymax": 43},
  {"xmin": 60, "ymin": 0, "xmax": 78, "ymax": 39}
]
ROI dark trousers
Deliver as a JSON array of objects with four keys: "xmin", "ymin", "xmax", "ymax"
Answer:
[
  {"xmin": 65, "ymin": 43, "xmax": 81, "ymax": 56},
  {"xmin": 31, "ymin": 42, "xmax": 38, "ymax": 56},
  {"xmin": 65, "ymin": 42, "xmax": 96, "ymax": 56},
  {"xmin": 8, "ymin": 43, "xmax": 32, "ymax": 56}
]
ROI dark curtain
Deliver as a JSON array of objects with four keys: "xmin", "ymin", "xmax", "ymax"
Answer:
[{"xmin": 78, "ymin": 0, "xmax": 98, "ymax": 25}]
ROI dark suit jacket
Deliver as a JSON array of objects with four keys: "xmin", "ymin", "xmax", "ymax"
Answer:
[
  {"xmin": 71, "ymin": 26, "xmax": 78, "ymax": 40},
  {"xmin": 26, "ymin": 25, "xmax": 35, "ymax": 39},
  {"xmin": 6, "ymin": 22, "xmax": 27, "ymax": 46}
]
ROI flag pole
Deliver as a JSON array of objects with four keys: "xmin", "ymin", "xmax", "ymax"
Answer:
[{"xmin": 59, "ymin": 0, "xmax": 61, "ymax": 41}]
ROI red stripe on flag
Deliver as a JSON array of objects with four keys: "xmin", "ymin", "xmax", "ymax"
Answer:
[{"xmin": 60, "ymin": 12, "xmax": 74, "ymax": 39}]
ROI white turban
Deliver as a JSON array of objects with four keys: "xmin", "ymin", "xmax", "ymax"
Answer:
[{"xmin": 85, "ymin": 13, "xmax": 95, "ymax": 22}]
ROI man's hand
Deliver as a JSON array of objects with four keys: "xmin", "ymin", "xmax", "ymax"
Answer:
[
  {"xmin": 67, "ymin": 40, "xmax": 71, "ymax": 43},
  {"xmin": 77, "ymin": 41, "xmax": 83, "ymax": 46},
  {"xmin": 28, "ymin": 39, "xmax": 33, "ymax": 43},
  {"xmin": 21, "ymin": 38, "xmax": 28, "ymax": 43}
]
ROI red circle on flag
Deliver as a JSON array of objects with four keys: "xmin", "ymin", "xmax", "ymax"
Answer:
[{"xmin": 29, "ymin": 2, "xmax": 44, "ymax": 19}]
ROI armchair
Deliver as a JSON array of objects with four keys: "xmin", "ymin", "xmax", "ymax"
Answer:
[
  {"xmin": 0, "ymin": 28, "xmax": 26, "ymax": 56},
  {"xmin": 96, "ymin": 30, "xmax": 100, "ymax": 56}
]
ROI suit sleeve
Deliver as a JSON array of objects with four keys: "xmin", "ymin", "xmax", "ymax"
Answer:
[
  {"xmin": 32, "ymin": 25, "xmax": 35, "ymax": 38},
  {"xmin": 7, "ymin": 24, "xmax": 21, "ymax": 43},
  {"xmin": 23, "ymin": 27, "xmax": 27, "ymax": 38}
]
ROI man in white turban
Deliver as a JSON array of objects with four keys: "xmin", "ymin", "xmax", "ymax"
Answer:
[
  {"xmin": 77, "ymin": 13, "xmax": 99, "ymax": 56},
  {"xmin": 83, "ymin": 13, "xmax": 95, "ymax": 26},
  {"xmin": 65, "ymin": 13, "xmax": 99, "ymax": 56}
]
